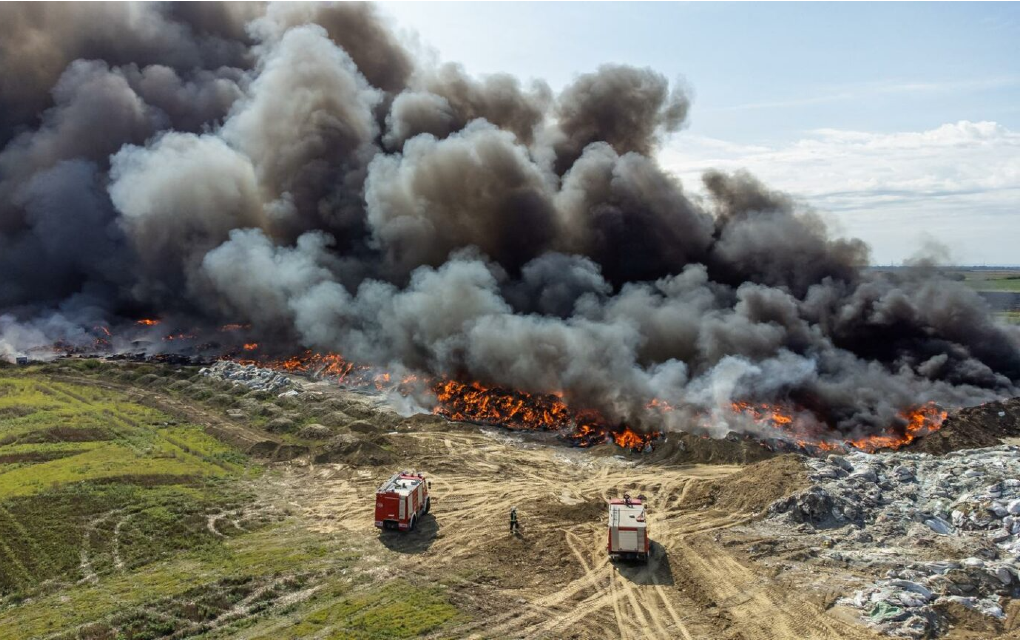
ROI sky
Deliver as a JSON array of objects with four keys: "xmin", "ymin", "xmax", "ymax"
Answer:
[{"xmin": 380, "ymin": 2, "xmax": 1020, "ymax": 265}]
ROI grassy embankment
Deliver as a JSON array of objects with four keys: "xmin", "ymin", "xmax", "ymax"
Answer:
[{"xmin": 0, "ymin": 365, "xmax": 460, "ymax": 639}]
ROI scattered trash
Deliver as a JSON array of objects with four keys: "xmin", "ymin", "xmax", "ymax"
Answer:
[
  {"xmin": 200, "ymin": 360, "xmax": 299, "ymax": 394},
  {"xmin": 765, "ymin": 445, "xmax": 1020, "ymax": 638}
]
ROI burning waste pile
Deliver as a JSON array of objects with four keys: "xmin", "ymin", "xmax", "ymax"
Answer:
[
  {"xmin": 218, "ymin": 353, "xmax": 663, "ymax": 450},
  {"xmin": 762, "ymin": 445, "xmax": 1020, "ymax": 637},
  {"xmin": 200, "ymin": 360, "xmax": 299, "ymax": 395}
]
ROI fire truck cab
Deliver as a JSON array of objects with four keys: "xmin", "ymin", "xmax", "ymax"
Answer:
[
  {"xmin": 375, "ymin": 471, "xmax": 430, "ymax": 531},
  {"xmin": 608, "ymin": 494, "xmax": 649, "ymax": 562}
]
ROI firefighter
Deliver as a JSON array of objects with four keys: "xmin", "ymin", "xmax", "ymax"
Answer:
[{"xmin": 510, "ymin": 506, "xmax": 518, "ymax": 534}]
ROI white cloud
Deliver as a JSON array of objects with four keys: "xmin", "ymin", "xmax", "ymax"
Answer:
[
  {"xmin": 718, "ymin": 77, "xmax": 1020, "ymax": 112},
  {"xmin": 660, "ymin": 121, "xmax": 1020, "ymax": 265}
]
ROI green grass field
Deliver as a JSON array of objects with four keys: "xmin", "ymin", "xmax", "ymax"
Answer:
[
  {"xmin": 0, "ymin": 374, "xmax": 251, "ymax": 596},
  {"xmin": 0, "ymin": 369, "xmax": 463, "ymax": 639},
  {"xmin": 957, "ymin": 269, "xmax": 1020, "ymax": 293}
]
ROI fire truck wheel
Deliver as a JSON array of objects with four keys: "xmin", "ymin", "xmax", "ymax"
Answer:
[
  {"xmin": 424, "ymin": 497, "xmax": 431, "ymax": 514},
  {"xmin": 409, "ymin": 515, "xmax": 417, "ymax": 531}
]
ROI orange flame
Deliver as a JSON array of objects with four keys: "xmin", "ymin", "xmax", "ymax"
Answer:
[
  {"xmin": 249, "ymin": 350, "xmax": 380, "ymax": 387},
  {"xmin": 243, "ymin": 343, "xmax": 259, "ymax": 351},
  {"xmin": 162, "ymin": 332, "xmax": 195, "ymax": 341},
  {"xmin": 846, "ymin": 403, "xmax": 948, "ymax": 452},
  {"xmin": 726, "ymin": 401, "xmax": 841, "ymax": 452},
  {"xmin": 724, "ymin": 400, "xmax": 947, "ymax": 453},
  {"xmin": 432, "ymin": 380, "xmax": 573, "ymax": 428},
  {"xmin": 431, "ymin": 379, "xmax": 658, "ymax": 450},
  {"xmin": 136, "ymin": 318, "xmax": 161, "ymax": 326},
  {"xmin": 611, "ymin": 426, "xmax": 656, "ymax": 450}
]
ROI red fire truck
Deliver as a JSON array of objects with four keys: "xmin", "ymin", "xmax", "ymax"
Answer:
[
  {"xmin": 608, "ymin": 494, "xmax": 649, "ymax": 562},
  {"xmin": 375, "ymin": 471, "xmax": 431, "ymax": 531}
]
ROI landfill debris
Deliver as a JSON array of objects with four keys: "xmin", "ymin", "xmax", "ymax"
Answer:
[
  {"xmin": 200, "ymin": 360, "xmax": 300, "ymax": 394},
  {"xmin": 762, "ymin": 445, "xmax": 1020, "ymax": 638}
]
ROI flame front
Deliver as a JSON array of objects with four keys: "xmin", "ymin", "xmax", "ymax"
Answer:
[
  {"xmin": 29, "ymin": 321, "xmax": 954, "ymax": 454},
  {"xmin": 431, "ymin": 379, "xmax": 659, "ymax": 449},
  {"xmin": 725, "ymin": 400, "xmax": 947, "ymax": 452},
  {"xmin": 230, "ymin": 349, "xmax": 945, "ymax": 454}
]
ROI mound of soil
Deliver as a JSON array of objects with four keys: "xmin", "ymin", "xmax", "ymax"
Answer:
[
  {"xmin": 245, "ymin": 441, "xmax": 278, "ymax": 458},
  {"xmin": 645, "ymin": 431, "xmax": 777, "ymax": 466},
  {"xmin": 347, "ymin": 420, "xmax": 384, "ymax": 435},
  {"xmin": 275, "ymin": 444, "xmax": 309, "ymax": 461},
  {"xmin": 297, "ymin": 423, "xmax": 332, "ymax": 439},
  {"xmin": 910, "ymin": 396, "xmax": 1020, "ymax": 455},
  {"xmin": 246, "ymin": 441, "xmax": 309, "ymax": 461},
  {"xmin": 313, "ymin": 434, "xmax": 395, "ymax": 466},
  {"xmin": 934, "ymin": 600, "xmax": 1009, "ymax": 638},
  {"xmin": 265, "ymin": 417, "xmax": 296, "ymax": 434},
  {"xmin": 238, "ymin": 398, "xmax": 282, "ymax": 418},
  {"xmin": 537, "ymin": 497, "xmax": 605, "ymax": 524},
  {"xmin": 321, "ymin": 410, "xmax": 354, "ymax": 427},
  {"xmin": 680, "ymin": 455, "xmax": 808, "ymax": 515},
  {"xmin": 337, "ymin": 401, "xmax": 381, "ymax": 421}
]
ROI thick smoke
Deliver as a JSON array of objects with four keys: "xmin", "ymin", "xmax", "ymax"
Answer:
[
  {"xmin": 550, "ymin": 64, "xmax": 691, "ymax": 174},
  {"xmin": 0, "ymin": 2, "xmax": 259, "ymax": 143},
  {"xmin": 2, "ymin": 1, "xmax": 1018, "ymax": 443}
]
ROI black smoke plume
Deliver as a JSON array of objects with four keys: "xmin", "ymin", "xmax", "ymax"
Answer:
[{"xmin": 1, "ymin": 1, "xmax": 1018, "ymax": 444}]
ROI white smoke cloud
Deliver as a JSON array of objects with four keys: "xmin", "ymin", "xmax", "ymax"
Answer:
[{"xmin": 661, "ymin": 121, "xmax": 1020, "ymax": 265}]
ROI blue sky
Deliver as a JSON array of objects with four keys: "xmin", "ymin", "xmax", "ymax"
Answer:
[{"xmin": 380, "ymin": 2, "xmax": 1020, "ymax": 265}]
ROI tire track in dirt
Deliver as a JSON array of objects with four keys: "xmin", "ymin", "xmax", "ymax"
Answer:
[
  {"xmin": 416, "ymin": 437, "xmax": 869, "ymax": 639},
  {"xmin": 111, "ymin": 512, "xmax": 133, "ymax": 571},
  {"xmin": 606, "ymin": 563, "xmax": 631, "ymax": 640},
  {"xmin": 512, "ymin": 530, "xmax": 618, "ymax": 639},
  {"xmin": 672, "ymin": 532, "xmax": 880, "ymax": 640},
  {"xmin": 428, "ymin": 449, "xmax": 717, "ymax": 640},
  {"xmin": 78, "ymin": 509, "xmax": 122, "ymax": 584}
]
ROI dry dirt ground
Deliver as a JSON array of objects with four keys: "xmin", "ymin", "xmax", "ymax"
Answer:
[
  {"xmin": 51, "ymin": 371, "xmax": 886, "ymax": 639},
  {"xmin": 257, "ymin": 428, "xmax": 881, "ymax": 640}
]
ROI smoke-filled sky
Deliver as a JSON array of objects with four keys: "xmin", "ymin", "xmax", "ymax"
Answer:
[
  {"xmin": 1, "ymin": 1, "xmax": 1018, "ymax": 443},
  {"xmin": 381, "ymin": 2, "xmax": 1020, "ymax": 265}
]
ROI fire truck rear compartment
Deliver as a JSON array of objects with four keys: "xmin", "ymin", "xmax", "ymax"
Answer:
[
  {"xmin": 608, "ymin": 497, "xmax": 649, "ymax": 562},
  {"xmin": 375, "ymin": 472, "xmax": 429, "ymax": 531}
]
